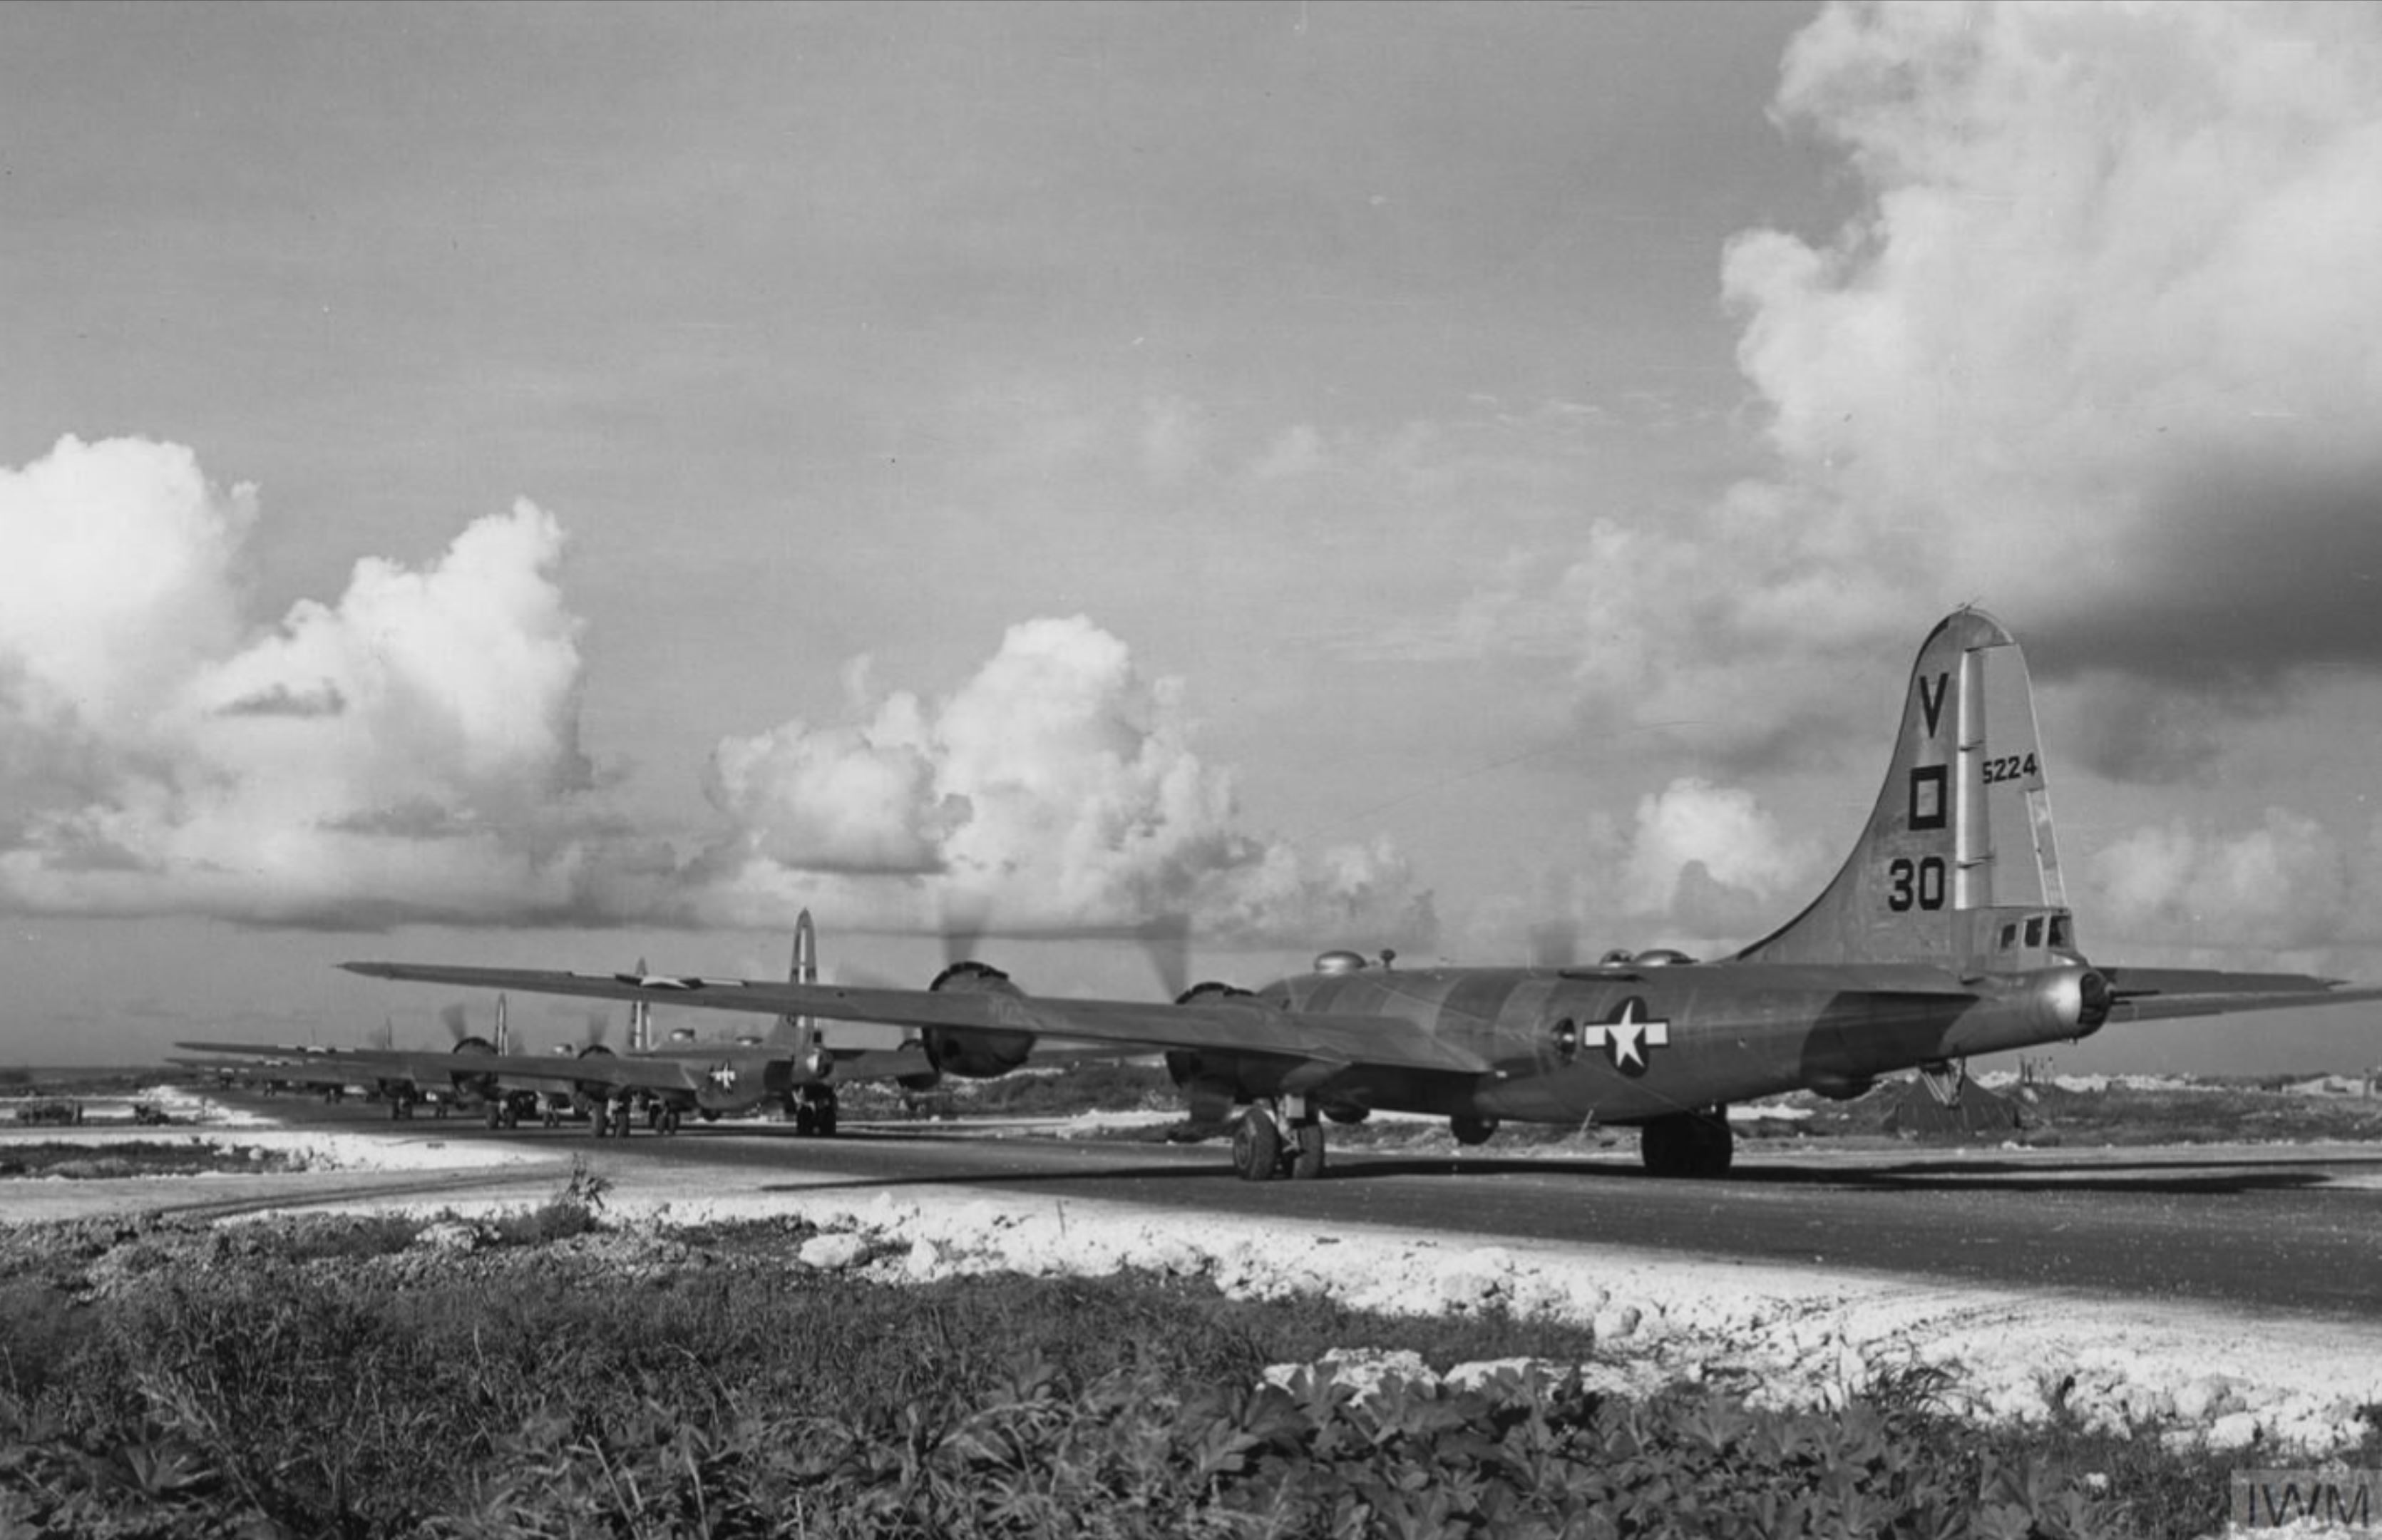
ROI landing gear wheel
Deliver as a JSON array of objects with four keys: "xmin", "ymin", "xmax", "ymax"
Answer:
[
  {"xmin": 660, "ymin": 1108, "xmax": 682, "ymax": 1135},
  {"xmin": 794, "ymin": 1102, "xmax": 818, "ymax": 1136},
  {"xmin": 816, "ymin": 1092, "xmax": 838, "ymax": 1138},
  {"xmin": 1231, "ymin": 1106, "xmax": 1282, "ymax": 1181},
  {"xmin": 1449, "ymin": 1114, "xmax": 1499, "ymax": 1146},
  {"xmin": 1639, "ymin": 1108, "xmax": 1733, "ymax": 1176},
  {"xmin": 1289, "ymin": 1119, "xmax": 1327, "ymax": 1181}
]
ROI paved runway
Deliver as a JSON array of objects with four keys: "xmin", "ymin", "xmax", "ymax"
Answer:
[{"xmin": 317, "ymin": 1102, "xmax": 2382, "ymax": 1318}]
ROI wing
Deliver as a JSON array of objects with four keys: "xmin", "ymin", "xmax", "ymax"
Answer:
[
  {"xmin": 173, "ymin": 1040, "xmax": 632, "ymax": 1092},
  {"xmin": 168, "ymin": 1054, "xmax": 364, "ymax": 1089},
  {"xmin": 175, "ymin": 1041, "xmax": 482, "ymax": 1089},
  {"xmin": 2095, "ymin": 968, "xmax": 2382, "ymax": 1025},
  {"xmin": 340, "ymin": 962, "xmax": 1493, "ymax": 1077}
]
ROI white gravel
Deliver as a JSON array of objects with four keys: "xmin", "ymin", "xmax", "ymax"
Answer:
[{"xmin": 8, "ymin": 1107, "xmax": 2378, "ymax": 1467}]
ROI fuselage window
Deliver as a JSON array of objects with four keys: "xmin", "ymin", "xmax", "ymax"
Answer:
[{"xmin": 1550, "ymin": 1017, "xmax": 1578, "ymax": 1065}]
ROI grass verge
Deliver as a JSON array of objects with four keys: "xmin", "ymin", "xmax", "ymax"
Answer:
[{"xmin": 0, "ymin": 1202, "xmax": 2350, "ymax": 1538}]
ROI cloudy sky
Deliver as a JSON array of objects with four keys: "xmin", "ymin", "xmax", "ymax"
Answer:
[{"xmin": 6, "ymin": 1, "xmax": 2381, "ymax": 1072}]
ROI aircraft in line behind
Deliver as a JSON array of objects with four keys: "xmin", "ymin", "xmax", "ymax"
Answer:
[
  {"xmin": 184, "ymin": 912, "xmax": 935, "ymax": 1136},
  {"xmin": 341, "ymin": 608, "xmax": 2382, "ymax": 1179}
]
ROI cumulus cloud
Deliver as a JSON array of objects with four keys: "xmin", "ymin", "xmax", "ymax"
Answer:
[
  {"xmin": 1431, "ymin": 4, "xmax": 2382, "ymax": 780},
  {"xmin": 0, "ymin": 435, "xmax": 610, "ymax": 926},
  {"xmin": 1729, "ymin": 1, "xmax": 2382, "ymax": 680},
  {"xmin": 1621, "ymin": 778, "xmax": 1825, "ymax": 938},
  {"xmin": 2086, "ymin": 808, "xmax": 2352, "ymax": 953},
  {"xmin": 688, "ymin": 615, "xmax": 1436, "ymax": 948},
  {"xmin": 0, "ymin": 436, "xmax": 1435, "ymax": 946}
]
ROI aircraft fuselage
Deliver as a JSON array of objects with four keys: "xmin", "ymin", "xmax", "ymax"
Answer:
[{"xmin": 1198, "ymin": 959, "xmax": 2100, "ymax": 1126}]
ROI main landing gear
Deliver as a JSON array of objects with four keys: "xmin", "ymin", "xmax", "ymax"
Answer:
[
  {"xmin": 587, "ymin": 1099, "xmax": 682, "ymax": 1138},
  {"xmin": 1230, "ymin": 1099, "xmax": 1328, "ymax": 1181},
  {"xmin": 1638, "ymin": 1107, "xmax": 1733, "ymax": 1177},
  {"xmin": 791, "ymin": 1085, "xmax": 839, "ymax": 1138}
]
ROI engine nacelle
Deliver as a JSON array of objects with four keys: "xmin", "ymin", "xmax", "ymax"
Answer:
[
  {"xmin": 449, "ymin": 1034, "xmax": 500, "ymax": 1097},
  {"xmin": 919, "ymin": 959, "xmax": 1035, "ymax": 1079},
  {"xmin": 1166, "ymin": 982, "xmax": 1258, "ymax": 1117}
]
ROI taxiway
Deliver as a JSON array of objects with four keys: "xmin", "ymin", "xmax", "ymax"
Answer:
[{"xmin": 213, "ymin": 1096, "xmax": 2382, "ymax": 1319}]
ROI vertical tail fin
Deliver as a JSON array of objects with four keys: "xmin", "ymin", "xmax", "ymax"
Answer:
[
  {"xmin": 1733, "ymin": 607, "xmax": 2071, "ymax": 971},
  {"xmin": 629, "ymin": 961, "xmax": 651, "ymax": 1052},
  {"xmin": 495, "ymin": 995, "xmax": 510, "ymax": 1057},
  {"xmin": 774, "ymin": 909, "xmax": 821, "ymax": 1058}
]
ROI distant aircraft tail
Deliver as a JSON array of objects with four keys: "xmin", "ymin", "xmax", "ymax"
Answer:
[
  {"xmin": 772, "ymin": 910, "xmax": 830, "ymax": 1075},
  {"xmin": 1733, "ymin": 607, "xmax": 2078, "ymax": 974}
]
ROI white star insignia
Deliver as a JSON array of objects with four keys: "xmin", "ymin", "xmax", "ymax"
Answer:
[
  {"xmin": 1585, "ymin": 999, "xmax": 1670, "ymax": 1076},
  {"xmin": 707, "ymin": 1064, "xmax": 738, "ymax": 1092}
]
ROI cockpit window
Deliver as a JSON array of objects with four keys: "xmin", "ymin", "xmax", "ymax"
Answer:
[
  {"xmin": 2025, "ymin": 917, "xmax": 2044, "ymax": 948},
  {"xmin": 1999, "ymin": 923, "xmax": 2018, "ymax": 950},
  {"xmin": 2048, "ymin": 913, "xmax": 2070, "ymax": 949}
]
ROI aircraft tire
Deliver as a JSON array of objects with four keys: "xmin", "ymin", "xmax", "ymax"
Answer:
[
  {"xmin": 794, "ymin": 1103, "xmax": 817, "ymax": 1137},
  {"xmin": 1290, "ymin": 1120, "xmax": 1326, "ymax": 1181},
  {"xmin": 1231, "ymin": 1107, "xmax": 1282, "ymax": 1181},
  {"xmin": 1449, "ymin": 1114, "xmax": 1499, "ymax": 1146},
  {"xmin": 1691, "ymin": 1109, "xmax": 1734, "ymax": 1176},
  {"xmin": 818, "ymin": 1095, "xmax": 838, "ymax": 1138},
  {"xmin": 1640, "ymin": 1109, "xmax": 1732, "ymax": 1177}
]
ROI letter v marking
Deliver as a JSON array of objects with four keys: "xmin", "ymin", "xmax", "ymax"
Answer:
[{"xmin": 1918, "ymin": 672, "xmax": 1949, "ymax": 737}]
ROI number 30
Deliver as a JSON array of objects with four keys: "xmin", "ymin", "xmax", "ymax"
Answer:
[{"xmin": 1887, "ymin": 856, "xmax": 1946, "ymax": 912}]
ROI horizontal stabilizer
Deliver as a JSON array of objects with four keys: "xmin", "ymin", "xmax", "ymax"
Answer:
[{"xmin": 2095, "ymin": 972, "xmax": 2382, "ymax": 1025}]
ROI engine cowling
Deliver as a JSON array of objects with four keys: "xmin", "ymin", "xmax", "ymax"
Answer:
[
  {"xmin": 1166, "ymin": 982, "xmax": 1256, "ymax": 1116},
  {"xmin": 449, "ymin": 1034, "xmax": 500, "ymax": 1098},
  {"xmin": 918, "ymin": 960, "xmax": 1036, "ymax": 1079}
]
